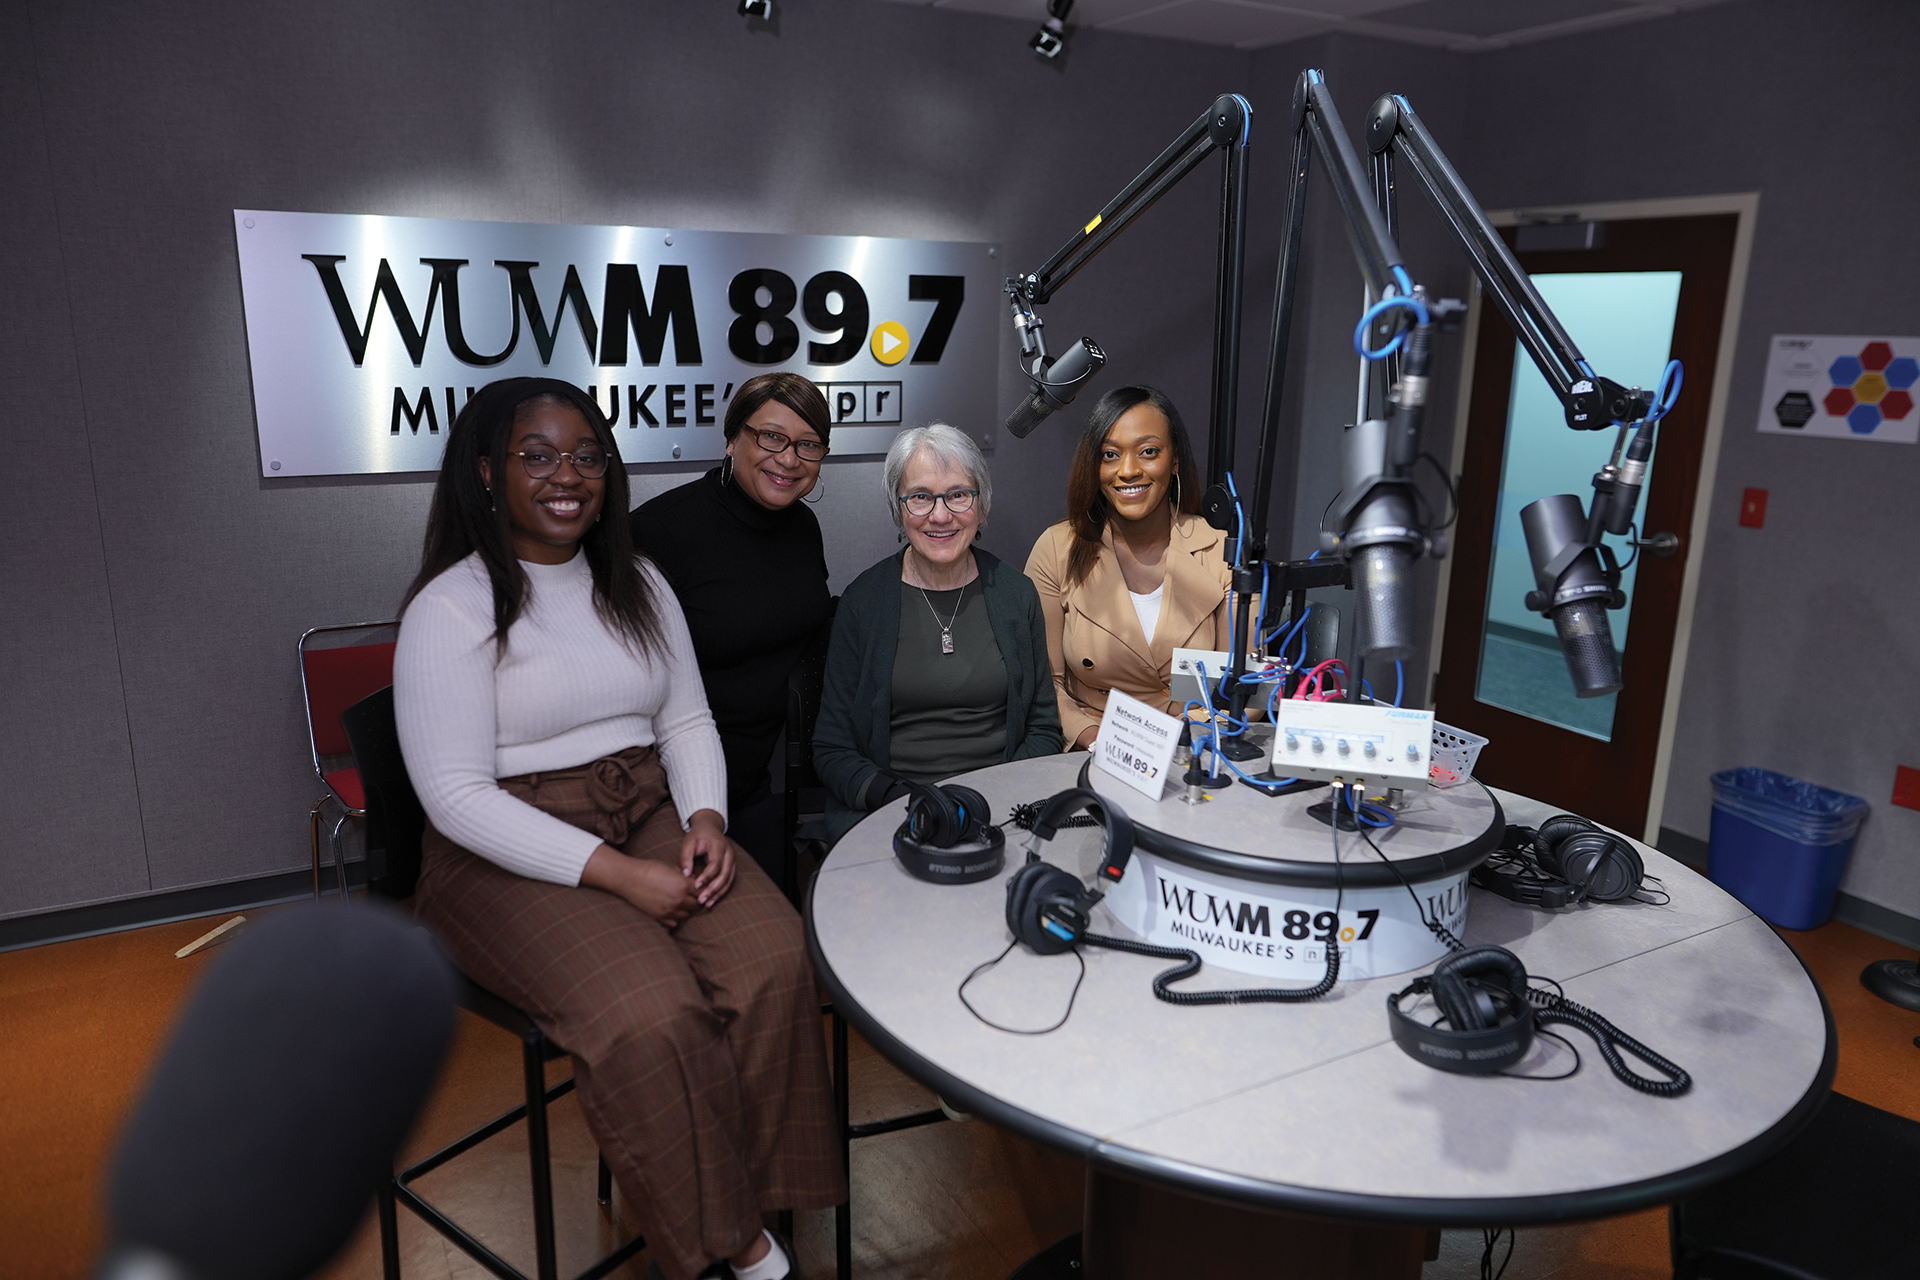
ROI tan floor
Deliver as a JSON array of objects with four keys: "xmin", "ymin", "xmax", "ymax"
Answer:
[{"xmin": 2, "ymin": 905, "xmax": 1915, "ymax": 1280}]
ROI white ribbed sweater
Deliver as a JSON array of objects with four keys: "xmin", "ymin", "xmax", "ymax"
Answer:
[{"xmin": 394, "ymin": 551, "xmax": 728, "ymax": 885}]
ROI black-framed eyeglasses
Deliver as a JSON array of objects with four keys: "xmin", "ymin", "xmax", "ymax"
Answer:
[
  {"xmin": 897, "ymin": 488, "xmax": 978, "ymax": 517},
  {"xmin": 745, "ymin": 427, "xmax": 829, "ymax": 462},
  {"xmin": 507, "ymin": 447, "xmax": 609, "ymax": 479}
]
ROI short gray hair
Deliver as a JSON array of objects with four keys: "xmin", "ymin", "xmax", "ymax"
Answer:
[{"xmin": 883, "ymin": 423, "xmax": 992, "ymax": 533}]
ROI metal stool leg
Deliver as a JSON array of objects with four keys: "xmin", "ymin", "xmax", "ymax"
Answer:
[
  {"xmin": 310, "ymin": 799, "xmax": 329, "ymax": 902},
  {"xmin": 524, "ymin": 1034, "xmax": 560, "ymax": 1280},
  {"xmin": 329, "ymin": 811, "xmax": 353, "ymax": 903},
  {"xmin": 377, "ymin": 1175, "xmax": 401, "ymax": 1280},
  {"xmin": 834, "ymin": 1008, "xmax": 852, "ymax": 1280}
]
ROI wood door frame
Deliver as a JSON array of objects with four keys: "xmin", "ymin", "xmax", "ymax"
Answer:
[{"xmin": 1423, "ymin": 193, "xmax": 1759, "ymax": 843}]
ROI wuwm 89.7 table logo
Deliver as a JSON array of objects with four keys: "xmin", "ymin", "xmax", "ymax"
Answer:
[{"xmin": 234, "ymin": 211, "xmax": 999, "ymax": 477}]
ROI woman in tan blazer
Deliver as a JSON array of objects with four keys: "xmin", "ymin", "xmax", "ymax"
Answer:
[{"xmin": 1025, "ymin": 386, "xmax": 1244, "ymax": 749}]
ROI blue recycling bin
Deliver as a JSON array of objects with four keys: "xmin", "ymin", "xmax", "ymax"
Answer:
[{"xmin": 1708, "ymin": 768, "xmax": 1870, "ymax": 930}]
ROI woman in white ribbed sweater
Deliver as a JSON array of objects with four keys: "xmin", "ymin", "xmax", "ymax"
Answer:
[{"xmin": 393, "ymin": 378, "xmax": 841, "ymax": 1280}]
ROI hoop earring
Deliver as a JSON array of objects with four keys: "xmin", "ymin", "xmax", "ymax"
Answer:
[
  {"xmin": 720, "ymin": 454, "xmax": 734, "ymax": 487},
  {"xmin": 802, "ymin": 477, "xmax": 825, "ymax": 505},
  {"xmin": 1171, "ymin": 472, "xmax": 1183, "ymax": 509}
]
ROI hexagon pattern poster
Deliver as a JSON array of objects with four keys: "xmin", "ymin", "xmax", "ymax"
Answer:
[{"xmin": 1758, "ymin": 334, "xmax": 1920, "ymax": 444}]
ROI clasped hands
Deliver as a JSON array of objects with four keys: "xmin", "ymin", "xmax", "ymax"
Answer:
[{"xmin": 581, "ymin": 808, "xmax": 738, "ymax": 927}]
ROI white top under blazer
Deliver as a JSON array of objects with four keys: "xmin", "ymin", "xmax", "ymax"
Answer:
[{"xmin": 394, "ymin": 551, "xmax": 728, "ymax": 885}]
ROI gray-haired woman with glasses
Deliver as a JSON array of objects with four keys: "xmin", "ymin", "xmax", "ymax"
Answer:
[
  {"xmin": 812, "ymin": 424, "xmax": 1062, "ymax": 845},
  {"xmin": 631, "ymin": 373, "xmax": 834, "ymax": 882}
]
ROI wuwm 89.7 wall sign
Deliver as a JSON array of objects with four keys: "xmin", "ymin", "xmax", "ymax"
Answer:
[{"xmin": 233, "ymin": 210, "xmax": 999, "ymax": 477}]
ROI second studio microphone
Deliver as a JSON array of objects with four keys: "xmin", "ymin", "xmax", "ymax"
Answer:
[{"xmin": 1005, "ymin": 336, "xmax": 1106, "ymax": 439}]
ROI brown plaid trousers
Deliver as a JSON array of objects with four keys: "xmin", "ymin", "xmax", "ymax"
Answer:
[{"xmin": 415, "ymin": 745, "xmax": 844, "ymax": 1280}]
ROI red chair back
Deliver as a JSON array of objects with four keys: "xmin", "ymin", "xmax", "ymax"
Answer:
[{"xmin": 303, "ymin": 642, "xmax": 396, "ymax": 758}]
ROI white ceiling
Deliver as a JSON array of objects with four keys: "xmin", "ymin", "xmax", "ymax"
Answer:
[{"xmin": 867, "ymin": 0, "xmax": 1736, "ymax": 53}]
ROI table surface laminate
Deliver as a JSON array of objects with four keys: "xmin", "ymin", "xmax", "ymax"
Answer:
[{"xmin": 806, "ymin": 755, "xmax": 1836, "ymax": 1227}]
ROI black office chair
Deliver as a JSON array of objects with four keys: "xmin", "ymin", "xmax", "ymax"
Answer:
[
  {"xmin": 1668, "ymin": 1089, "xmax": 1920, "ymax": 1279},
  {"xmin": 340, "ymin": 687, "xmax": 645, "ymax": 1280},
  {"xmin": 781, "ymin": 602, "xmax": 838, "ymax": 905}
]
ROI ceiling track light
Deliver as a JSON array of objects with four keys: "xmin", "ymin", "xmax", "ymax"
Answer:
[
  {"xmin": 1030, "ymin": 0, "xmax": 1072, "ymax": 60},
  {"xmin": 738, "ymin": 0, "xmax": 772, "ymax": 19}
]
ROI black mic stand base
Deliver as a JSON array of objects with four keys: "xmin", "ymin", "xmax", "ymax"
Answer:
[
  {"xmin": 1305, "ymin": 798, "xmax": 1364, "ymax": 831},
  {"xmin": 1860, "ymin": 958, "xmax": 1920, "ymax": 1013}
]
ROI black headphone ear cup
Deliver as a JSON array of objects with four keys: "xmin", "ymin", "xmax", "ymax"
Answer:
[
  {"xmin": 1558, "ymin": 832, "xmax": 1644, "ymax": 902},
  {"xmin": 905, "ymin": 781, "xmax": 960, "ymax": 847},
  {"xmin": 1430, "ymin": 947, "xmax": 1529, "ymax": 1031},
  {"xmin": 1427, "ymin": 960, "xmax": 1487, "ymax": 1030},
  {"xmin": 943, "ymin": 785, "xmax": 992, "ymax": 843},
  {"xmin": 1533, "ymin": 815, "xmax": 1596, "ymax": 875},
  {"xmin": 1005, "ymin": 863, "xmax": 1083, "ymax": 955}
]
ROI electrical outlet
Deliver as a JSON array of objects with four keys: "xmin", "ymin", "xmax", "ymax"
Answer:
[{"xmin": 1893, "ymin": 765, "xmax": 1920, "ymax": 812}]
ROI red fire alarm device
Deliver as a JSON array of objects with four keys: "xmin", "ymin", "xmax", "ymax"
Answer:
[
  {"xmin": 1739, "ymin": 488, "xmax": 1768, "ymax": 528},
  {"xmin": 1893, "ymin": 765, "xmax": 1920, "ymax": 813}
]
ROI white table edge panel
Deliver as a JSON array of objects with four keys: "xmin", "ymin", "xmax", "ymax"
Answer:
[{"xmin": 806, "ymin": 757, "xmax": 1837, "ymax": 1226}]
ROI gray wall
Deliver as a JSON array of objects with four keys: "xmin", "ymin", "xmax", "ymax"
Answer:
[
  {"xmin": 6, "ymin": 0, "xmax": 1916, "ymax": 925},
  {"xmin": 1442, "ymin": 0, "xmax": 1920, "ymax": 915},
  {"xmin": 0, "ymin": 0, "xmax": 1258, "ymax": 918}
]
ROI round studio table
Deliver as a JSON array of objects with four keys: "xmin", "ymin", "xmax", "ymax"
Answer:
[{"xmin": 805, "ymin": 754, "xmax": 1835, "ymax": 1280}]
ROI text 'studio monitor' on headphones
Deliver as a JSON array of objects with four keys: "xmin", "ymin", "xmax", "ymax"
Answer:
[
  {"xmin": 892, "ymin": 779, "xmax": 1006, "ymax": 884},
  {"xmin": 1387, "ymin": 946, "xmax": 1535, "ymax": 1074},
  {"xmin": 1003, "ymin": 788, "xmax": 1136, "ymax": 955}
]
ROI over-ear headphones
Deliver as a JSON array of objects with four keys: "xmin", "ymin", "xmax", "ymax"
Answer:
[
  {"xmin": 1471, "ymin": 816, "xmax": 1646, "ymax": 907},
  {"xmin": 892, "ymin": 780, "xmax": 1005, "ymax": 884},
  {"xmin": 1388, "ymin": 946, "xmax": 1535, "ymax": 1074},
  {"xmin": 1003, "ymin": 789, "xmax": 1136, "ymax": 955}
]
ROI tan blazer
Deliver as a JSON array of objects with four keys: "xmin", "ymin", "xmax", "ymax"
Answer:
[{"xmin": 1025, "ymin": 513, "xmax": 1247, "ymax": 746}]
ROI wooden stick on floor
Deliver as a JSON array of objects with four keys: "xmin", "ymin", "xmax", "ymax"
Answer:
[{"xmin": 176, "ymin": 915, "xmax": 247, "ymax": 959}]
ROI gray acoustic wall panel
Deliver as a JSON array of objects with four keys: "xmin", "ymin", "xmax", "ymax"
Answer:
[
  {"xmin": 4, "ymin": 0, "xmax": 1268, "ymax": 912},
  {"xmin": 0, "ymin": 3, "xmax": 152, "ymax": 918}
]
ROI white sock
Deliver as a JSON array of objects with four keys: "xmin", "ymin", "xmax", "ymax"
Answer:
[{"xmin": 730, "ymin": 1230, "xmax": 789, "ymax": 1280}]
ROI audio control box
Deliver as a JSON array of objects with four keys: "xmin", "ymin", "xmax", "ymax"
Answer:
[{"xmin": 1272, "ymin": 699, "xmax": 1434, "ymax": 789}]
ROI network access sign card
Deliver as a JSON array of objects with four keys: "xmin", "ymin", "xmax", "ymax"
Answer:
[
  {"xmin": 1757, "ymin": 334, "xmax": 1920, "ymax": 445},
  {"xmin": 233, "ymin": 210, "xmax": 998, "ymax": 476}
]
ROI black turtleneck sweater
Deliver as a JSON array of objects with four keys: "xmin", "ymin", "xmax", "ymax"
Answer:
[{"xmin": 630, "ymin": 468, "xmax": 832, "ymax": 803}]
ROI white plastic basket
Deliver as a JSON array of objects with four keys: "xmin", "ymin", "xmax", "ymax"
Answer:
[{"xmin": 1429, "ymin": 722, "xmax": 1488, "ymax": 788}]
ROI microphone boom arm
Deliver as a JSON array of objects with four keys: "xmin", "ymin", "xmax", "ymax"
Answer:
[{"xmin": 1003, "ymin": 93, "xmax": 1251, "ymax": 478}]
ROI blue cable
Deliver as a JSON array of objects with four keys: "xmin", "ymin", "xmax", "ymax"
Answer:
[
  {"xmin": 1646, "ymin": 358, "xmax": 1683, "ymax": 424},
  {"xmin": 1345, "ymin": 787, "xmax": 1397, "ymax": 829},
  {"xmin": 1354, "ymin": 268, "xmax": 1432, "ymax": 361},
  {"xmin": 1394, "ymin": 659, "xmax": 1404, "ymax": 708}
]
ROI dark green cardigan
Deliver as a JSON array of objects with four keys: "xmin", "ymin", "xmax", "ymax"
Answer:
[{"xmin": 812, "ymin": 547, "xmax": 1063, "ymax": 845}]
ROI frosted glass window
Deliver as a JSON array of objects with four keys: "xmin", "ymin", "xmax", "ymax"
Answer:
[{"xmin": 1474, "ymin": 271, "xmax": 1682, "ymax": 740}]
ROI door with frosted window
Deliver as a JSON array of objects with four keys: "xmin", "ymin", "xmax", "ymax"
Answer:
[{"xmin": 1434, "ymin": 215, "xmax": 1736, "ymax": 835}]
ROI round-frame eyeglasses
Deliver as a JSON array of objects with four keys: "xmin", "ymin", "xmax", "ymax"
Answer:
[
  {"xmin": 507, "ymin": 447, "xmax": 609, "ymax": 479},
  {"xmin": 897, "ymin": 488, "xmax": 979, "ymax": 518}
]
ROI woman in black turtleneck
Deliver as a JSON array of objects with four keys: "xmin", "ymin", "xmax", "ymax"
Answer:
[{"xmin": 630, "ymin": 373, "xmax": 833, "ymax": 882}]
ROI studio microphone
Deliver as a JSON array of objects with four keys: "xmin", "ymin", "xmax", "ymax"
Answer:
[
  {"xmin": 1520, "ymin": 493, "xmax": 1624, "ymax": 699},
  {"xmin": 1322, "ymin": 322, "xmax": 1436, "ymax": 663},
  {"xmin": 99, "ymin": 905, "xmax": 458, "ymax": 1280},
  {"xmin": 1004, "ymin": 336, "xmax": 1106, "ymax": 439}
]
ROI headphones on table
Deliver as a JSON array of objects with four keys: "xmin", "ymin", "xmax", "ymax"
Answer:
[
  {"xmin": 1387, "ymin": 946, "xmax": 1536, "ymax": 1075},
  {"xmin": 893, "ymin": 779, "xmax": 1006, "ymax": 884},
  {"xmin": 1470, "ymin": 816, "xmax": 1651, "ymax": 908},
  {"xmin": 1004, "ymin": 789, "xmax": 1136, "ymax": 954}
]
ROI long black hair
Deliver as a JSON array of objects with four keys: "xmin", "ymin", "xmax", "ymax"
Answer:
[
  {"xmin": 1063, "ymin": 385, "xmax": 1201, "ymax": 586},
  {"xmin": 401, "ymin": 377, "xmax": 662, "ymax": 657}
]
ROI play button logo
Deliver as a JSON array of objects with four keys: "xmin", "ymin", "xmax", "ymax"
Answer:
[{"xmin": 870, "ymin": 320, "xmax": 910, "ymax": 366}]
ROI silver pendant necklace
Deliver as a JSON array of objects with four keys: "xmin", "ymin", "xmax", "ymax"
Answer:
[{"xmin": 919, "ymin": 583, "xmax": 966, "ymax": 655}]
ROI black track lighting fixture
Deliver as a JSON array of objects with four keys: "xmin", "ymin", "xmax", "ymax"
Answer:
[{"xmin": 1031, "ymin": 0, "xmax": 1073, "ymax": 60}]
